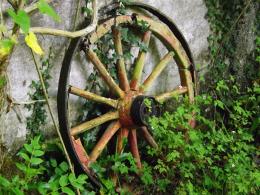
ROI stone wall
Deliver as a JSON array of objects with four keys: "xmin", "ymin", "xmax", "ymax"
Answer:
[{"xmin": 0, "ymin": 0, "xmax": 210, "ymax": 152}]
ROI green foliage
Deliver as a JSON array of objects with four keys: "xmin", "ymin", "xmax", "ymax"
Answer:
[
  {"xmin": 0, "ymin": 136, "xmax": 93, "ymax": 195},
  {"xmin": 37, "ymin": 0, "xmax": 61, "ymax": 22},
  {"xmin": 7, "ymin": 10, "xmax": 30, "ymax": 34},
  {"xmin": 142, "ymin": 84, "xmax": 259, "ymax": 193},
  {"xmin": 0, "ymin": 136, "xmax": 45, "ymax": 194},
  {"xmin": 91, "ymin": 152, "xmax": 138, "ymax": 194},
  {"xmin": 26, "ymin": 49, "xmax": 53, "ymax": 134}
]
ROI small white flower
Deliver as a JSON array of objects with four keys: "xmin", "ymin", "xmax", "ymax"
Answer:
[
  {"xmin": 231, "ymin": 164, "xmax": 235, "ymax": 168},
  {"xmin": 232, "ymin": 131, "xmax": 235, "ymax": 134}
]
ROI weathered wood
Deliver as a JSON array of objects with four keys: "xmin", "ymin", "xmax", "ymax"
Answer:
[
  {"xmin": 69, "ymin": 85, "xmax": 118, "ymax": 108},
  {"xmin": 130, "ymin": 31, "xmax": 151, "ymax": 90},
  {"xmin": 112, "ymin": 27, "xmax": 130, "ymax": 91},
  {"xmin": 89, "ymin": 121, "xmax": 121, "ymax": 162},
  {"xmin": 140, "ymin": 52, "xmax": 174, "ymax": 92},
  {"xmin": 71, "ymin": 111, "xmax": 119, "ymax": 136},
  {"xmin": 86, "ymin": 49, "xmax": 125, "ymax": 98}
]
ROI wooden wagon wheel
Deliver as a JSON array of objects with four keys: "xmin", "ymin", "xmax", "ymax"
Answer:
[{"xmin": 58, "ymin": 3, "xmax": 196, "ymax": 187}]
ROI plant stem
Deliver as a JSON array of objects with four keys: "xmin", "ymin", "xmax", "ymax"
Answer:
[
  {"xmin": 30, "ymin": 0, "xmax": 98, "ymax": 38},
  {"xmin": 30, "ymin": 49, "xmax": 75, "ymax": 176}
]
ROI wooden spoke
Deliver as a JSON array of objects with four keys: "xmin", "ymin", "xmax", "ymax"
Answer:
[
  {"xmin": 155, "ymin": 86, "xmax": 188, "ymax": 103},
  {"xmin": 116, "ymin": 128, "xmax": 129, "ymax": 154},
  {"xmin": 86, "ymin": 49, "xmax": 125, "ymax": 98},
  {"xmin": 140, "ymin": 52, "xmax": 174, "ymax": 92},
  {"xmin": 69, "ymin": 86, "xmax": 118, "ymax": 108},
  {"xmin": 129, "ymin": 129, "xmax": 142, "ymax": 169},
  {"xmin": 112, "ymin": 27, "xmax": 130, "ymax": 91},
  {"xmin": 72, "ymin": 137, "xmax": 90, "ymax": 166},
  {"xmin": 71, "ymin": 111, "xmax": 119, "ymax": 136},
  {"xmin": 141, "ymin": 127, "xmax": 158, "ymax": 149},
  {"xmin": 89, "ymin": 121, "xmax": 121, "ymax": 162},
  {"xmin": 130, "ymin": 31, "xmax": 151, "ymax": 90}
]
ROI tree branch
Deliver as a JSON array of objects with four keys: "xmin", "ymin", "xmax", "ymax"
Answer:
[{"xmin": 30, "ymin": 0, "xmax": 98, "ymax": 38}]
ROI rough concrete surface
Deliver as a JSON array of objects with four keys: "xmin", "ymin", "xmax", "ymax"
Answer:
[{"xmin": 0, "ymin": 0, "xmax": 210, "ymax": 152}]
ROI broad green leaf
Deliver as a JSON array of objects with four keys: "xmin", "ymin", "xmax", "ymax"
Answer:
[
  {"xmin": 68, "ymin": 173, "xmax": 76, "ymax": 183},
  {"xmin": 25, "ymin": 32, "xmax": 44, "ymax": 55},
  {"xmin": 59, "ymin": 162, "xmax": 69, "ymax": 172},
  {"xmin": 7, "ymin": 10, "xmax": 30, "ymax": 34},
  {"xmin": 37, "ymin": 0, "xmax": 61, "ymax": 22},
  {"xmin": 24, "ymin": 143, "xmax": 33, "ymax": 153},
  {"xmin": 16, "ymin": 163, "xmax": 27, "ymax": 172},
  {"xmin": 34, "ymin": 149, "xmax": 45, "ymax": 156},
  {"xmin": 61, "ymin": 186, "xmax": 75, "ymax": 195},
  {"xmin": 19, "ymin": 152, "xmax": 30, "ymax": 161},
  {"xmin": 31, "ymin": 157, "xmax": 43, "ymax": 165},
  {"xmin": 76, "ymin": 174, "xmax": 87, "ymax": 184},
  {"xmin": 50, "ymin": 159, "xmax": 57, "ymax": 167},
  {"xmin": 59, "ymin": 174, "xmax": 68, "ymax": 187}
]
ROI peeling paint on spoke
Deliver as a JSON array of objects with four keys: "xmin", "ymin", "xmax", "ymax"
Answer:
[
  {"xmin": 71, "ymin": 111, "xmax": 119, "ymax": 136},
  {"xmin": 112, "ymin": 27, "xmax": 130, "ymax": 91},
  {"xmin": 89, "ymin": 121, "xmax": 121, "ymax": 162},
  {"xmin": 140, "ymin": 52, "xmax": 175, "ymax": 92},
  {"xmin": 155, "ymin": 86, "xmax": 188, "ymax": 103},
  {"xmin": 69, "ymin": 85, "xmax": 118, "ymax": 108},
  {"xmin": 130, "ymin": 31, "xmax": 151, "ymax": 90},
  {"xmin": 86, "ymin": 49, "xmax": 125, "ymax": 98},
  {"xmin": 129, "ymin": 129, "xmax": 142, "ymax": 169},
  {"xmin": 141, "ymin": 126, "xmax": 158, "ymax": 149}
]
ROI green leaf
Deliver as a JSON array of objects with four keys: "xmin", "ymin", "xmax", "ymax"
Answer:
[
  {"xmin": 34, "ymin": 150, "xmax": 45, "ymax": 157},
  {"xmin": 24, "ymin": 143, "xmax": 33, "ymax": 153},
  {"xmin": 59, "ymin": 174, "xmax": 68, "ymax": 187},
  {"xmin": 16, "ymin": 163, "xmax": 27, "ymax": 172},
  {"xmin": 61, "ymin": 186, "xmax": 75, "ymax": 195},
  {"xmin": 31, "ymin": 157, "xmax": 43, "ymax": 165},
  {"xmin": 68, "ymin": 173, "xmax": 76, "ymax": 183},
  {"xmin": 50, "ymin": 159, "xmax": 57, "ymax": 167},
  {"xmin": 59, "ymin": 162, "xmax": 69, "ymax": 172},
  {"xmin": 76, "ymin": 174, "xmax": 88, "ymax": 184},
  {"xmin": 7, "ymin": 9, "xmax": 30, "ymax": 34},
  {"xmin": 19, "ymin": 152, "xmax": 30, "ymax": 161},
  {"xmin": 0, "ymin": 175, "xmax": 11, "ymax": 187},
  {"xmin": 37, "ymin": 0, "xmax": 61, "ymax": 22}
]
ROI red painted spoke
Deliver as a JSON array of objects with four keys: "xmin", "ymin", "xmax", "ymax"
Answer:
[
  {"xmin": 155, "ymin": 86, "xmax": 188, "ymax": 103},
  {"xmin": 89, "ymin": 121, "xmax": 121, "ymax": 162},
  {"xmin": 140, "ymin": 52, "xmax": 174, "ymax": 92},
  {"xmin": 112, "ymin": 27, "xmax": 130, "ymax": 91},
  {"xmin": 116, "ymin": 128, "xmax": 129, "ymax": 154},
  {"xmin": 71, "ymin": 111, "xmax": 119, "ymax": 136},
  {"xmin": 141, "ymin": 127, "xmax": 158, "ymax": 149},
  {"xmin": 130, "ymin": 31, "xmax": 151, "ymax": 90},
  {"xmin": 129, "ymin": 129, "xmax": 142, "ymax": 169},
  {"xmin": 86, "ymin": 49, "xmax": 125, "ymax": 98},
  {"xmin": 72, "ymin": 137, "xmax": 90, "ymax": 166},
  {"xmin": 69, "ymin": 85, "xmax": 118, "ymax": 108}
]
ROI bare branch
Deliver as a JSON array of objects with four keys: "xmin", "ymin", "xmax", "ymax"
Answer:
[{"xmin": 30, "ymin": 0, "xmax": 98, "ymax": 38}]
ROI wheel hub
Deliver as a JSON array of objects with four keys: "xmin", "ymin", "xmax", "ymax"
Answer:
[{"xmin": 118, "ymin": 91, "xmax": 161, "ymax": 127}]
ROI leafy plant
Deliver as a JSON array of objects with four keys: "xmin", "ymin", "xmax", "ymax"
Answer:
[{"xmin": 0, "ymin": 136, "xmax": 93, "ymax": 195}]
